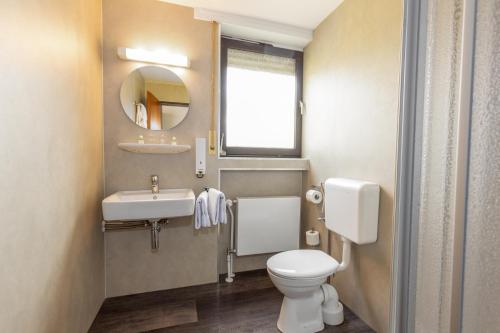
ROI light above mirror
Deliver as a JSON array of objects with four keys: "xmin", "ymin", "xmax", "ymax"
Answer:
[
  {"xmin": 117, "ymin": 47, "xmax": 190, "ymax": 68},
  {"xmin": 120, "ymin": 65, "xmax": 190, "ymax": 130}
]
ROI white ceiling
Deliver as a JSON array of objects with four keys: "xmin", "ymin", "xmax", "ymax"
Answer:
[{"xmin": 159, "ymin": 0, "xmax": 343, "ymax": 30}]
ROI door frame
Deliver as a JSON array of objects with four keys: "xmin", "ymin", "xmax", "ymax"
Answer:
[{"xmin": 389, "ymin": 0, "xmax": 428, "ymax": 331}]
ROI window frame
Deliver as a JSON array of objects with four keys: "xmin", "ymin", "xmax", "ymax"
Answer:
[{"xmin": 220, "ymin": 37, "xmax": 303, "ymax": 158}]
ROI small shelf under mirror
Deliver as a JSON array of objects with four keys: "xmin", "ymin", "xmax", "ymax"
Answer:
[{"xmin": 118, "ymin": 142, "xmax": 191, "ymax": 154}]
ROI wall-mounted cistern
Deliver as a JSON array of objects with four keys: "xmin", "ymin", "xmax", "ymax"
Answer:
[{"xmin": 151, "ymin": 175, "xmax": 159, "ymax": 194}]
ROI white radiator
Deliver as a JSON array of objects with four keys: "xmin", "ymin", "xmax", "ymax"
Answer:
[{"xmin": 235, "ymin": 196, "xmax": 300, "ymax": 256}]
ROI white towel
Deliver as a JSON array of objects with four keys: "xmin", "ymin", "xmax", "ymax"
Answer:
[
  {"xmin": 135, "ymin": 103, "xmax": 147, "ymax": 128},
  {"xmin": 194, "ymin": 191, "xmax": 210, "ymax": 229},
  {"xmin": 208, "ymin": 188, "xmax": 226, "ymax": 225}
]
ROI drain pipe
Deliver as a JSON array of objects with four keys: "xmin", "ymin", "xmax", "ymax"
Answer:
[
  {"xmin": 319, "ymin": 236, "xmax": 351, "ymax": 326},
  {"xmin": 150, "ymin": 219, "xmax": 161, "ymax": 250},
  {"xmin": 336, "ymin": 236, "xmax": 351, "ymax": 272},
  {"xmin": 318, "ymin": 237, "xmax": 350, "ymax": 326},
  {"xmin": 225, "ymin": 199, "xmax": 236, "ymax": 283},
  {"xmin": 321, "ymin": 284, "xmax": 344, "ymax": 325}
]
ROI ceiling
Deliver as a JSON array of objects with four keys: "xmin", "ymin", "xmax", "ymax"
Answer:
[{"xmin": 158, "ymin": 0, "xmax": 343, "ymax": 30}]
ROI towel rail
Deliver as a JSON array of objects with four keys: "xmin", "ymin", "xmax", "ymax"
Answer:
[{"xmin": 102, "ymin": 219, "xmax": 169, "ymax": 251}]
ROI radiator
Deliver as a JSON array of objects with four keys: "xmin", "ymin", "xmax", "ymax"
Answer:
[{"xmin": 235, "ymin": 196, "xmax": 301, "ymax": 256}]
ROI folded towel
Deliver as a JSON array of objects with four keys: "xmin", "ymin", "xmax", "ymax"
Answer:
[
  {"xmin": 194, "ymin": 191, "xmax": 210, "ymax": 229},
  {"xmin": 208, "ymin": 188, "xmax": 226, "ymax": 225}
]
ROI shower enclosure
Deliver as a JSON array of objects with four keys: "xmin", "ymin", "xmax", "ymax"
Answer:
[{"xmin": 393, "ymin": 0, "xmax": 500, "ymax": 332}]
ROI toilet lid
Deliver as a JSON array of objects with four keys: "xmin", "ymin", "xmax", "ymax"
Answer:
[{"xmin": 267, "ymin": 250, "xmax": 339, "ymax": 279}]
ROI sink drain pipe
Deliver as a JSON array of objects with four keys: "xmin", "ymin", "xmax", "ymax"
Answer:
[{"xmin": 150, "ymin": 220, "xmax": 161, "ymax": 250}]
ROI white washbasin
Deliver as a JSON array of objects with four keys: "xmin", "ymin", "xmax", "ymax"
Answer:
[{"xmin": 102, "ymin": 189, "xmax": 195, "ymax": 221}]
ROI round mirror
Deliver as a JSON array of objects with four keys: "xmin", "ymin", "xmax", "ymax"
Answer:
[{"xmin": 120, "ymin": 66, "xmax": 190, "ymax": 130}]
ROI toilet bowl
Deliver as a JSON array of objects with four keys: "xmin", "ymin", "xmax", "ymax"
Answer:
[{"xmin": 267, "ymin": 250, "xmax": 344, "ymax": 333}]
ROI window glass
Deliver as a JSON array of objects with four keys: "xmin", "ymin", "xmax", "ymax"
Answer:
[{"xmin": 221, "ymin": 39, "xmax": 303, "ymax": 157}]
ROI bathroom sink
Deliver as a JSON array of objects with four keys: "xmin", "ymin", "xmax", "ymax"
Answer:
[{"xmin": 102, "ymin": 189, "xmax": 195, "ymax": 221}]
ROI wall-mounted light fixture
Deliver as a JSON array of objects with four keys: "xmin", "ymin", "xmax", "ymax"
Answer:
[{"xmin": 117, "ymin": 47, "xmax": 190, "ymax": 68}]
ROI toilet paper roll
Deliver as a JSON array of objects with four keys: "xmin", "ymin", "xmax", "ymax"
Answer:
[
  {"xmin": 306, "ymin": 189, "xmax": 323, "ymax": 204},
  {"xmin": 306, "ymin": 230, "xmax": 320, "ymax": 246}
]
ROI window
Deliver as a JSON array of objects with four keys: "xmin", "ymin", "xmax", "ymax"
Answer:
[{"xmin": 220, "ymin": 38, "xmax": 303, "ymax": 157}]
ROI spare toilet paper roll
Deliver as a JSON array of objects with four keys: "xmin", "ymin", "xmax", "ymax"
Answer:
[
  {"xmin": 306, "ymin": 230, "xmax": 320, "ymax": 246},
  {"xmin": 306, "ymin": 189, "xmax": 323, "ymax": 204}
]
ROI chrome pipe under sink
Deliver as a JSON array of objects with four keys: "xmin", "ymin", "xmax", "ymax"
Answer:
[
  {"xmin": 150, "ymin": 219, "xmax": 161, "ymax": 250},
  {"xmin": 102, "ymin": 219, "xmax": 168, "ymax": 251}
]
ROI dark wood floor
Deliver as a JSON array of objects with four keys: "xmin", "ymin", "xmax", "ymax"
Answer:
[{"xmin": 89, "ymin": 270, "xmax": 374, "ymax": 333}]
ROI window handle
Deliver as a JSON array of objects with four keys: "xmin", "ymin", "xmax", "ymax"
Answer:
[
  {"xmin": 300, "ymin": 101, "xmax": 305, "ymax": 115},
  {"xmin": 219, "ymin": 133, "xmax": 227, "ymax": 156}
]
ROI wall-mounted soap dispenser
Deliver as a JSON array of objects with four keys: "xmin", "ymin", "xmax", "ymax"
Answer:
[{"xmin": 196, "ymin": 138, "xmax": 206, "ymax": 178}]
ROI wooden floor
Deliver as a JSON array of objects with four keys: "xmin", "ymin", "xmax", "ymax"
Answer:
[{"xmin": 89, "ymin": 270, "xmax": 374, "ymax": 333}]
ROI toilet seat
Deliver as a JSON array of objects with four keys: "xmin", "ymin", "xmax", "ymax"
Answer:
[{"xmin": 267, "ymin": 250, "xmax": 339, "ymax": 279}]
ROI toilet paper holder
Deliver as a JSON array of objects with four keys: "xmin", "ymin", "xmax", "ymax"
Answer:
[
  {"xmin": 310, "ymin": 183, "xmax": 323, "ymax": 191},
  {"xmin": 308, "ymin": 183, "xmax": 325, "ymax": 204},
  {"xmin": 308, "ymin": 183, "xmax": 326, "ymax": 222}
]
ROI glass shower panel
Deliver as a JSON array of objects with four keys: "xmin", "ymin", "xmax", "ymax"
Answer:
[
  {"xmin": 414, "ymin": 1, "xmax": 463, "ymax": 332},
  {"xmin": 461, "ymin": 0, "xmax": 500, "ymax": 331},
  {"xmin": 406, "ymin": 0, "xmax": 500, "ymax": 330}
]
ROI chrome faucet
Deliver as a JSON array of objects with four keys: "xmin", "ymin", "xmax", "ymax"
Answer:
[{"xmin": 151, "ymin": 175, "xmax": 159, "ymax": 194}]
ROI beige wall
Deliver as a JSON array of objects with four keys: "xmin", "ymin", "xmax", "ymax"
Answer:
[
  {"xmin": 103, "ymin": 0, "xmax": 219, "ymax": 297},
  {"xmin": 0, "ymin": 1, "xmax": 104, "ymax": 332},
  {"xmin": 145, "ymin": 81, "xmax": 190, "ymax": 103},
  {"xmin": 302, "ymin": 0, "xmax": 402, "ymax": 331}
]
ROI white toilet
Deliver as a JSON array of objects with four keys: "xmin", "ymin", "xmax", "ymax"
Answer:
[{"xmin": 267, "ymin": 178, "xmax": 380, "ymax": 333}]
